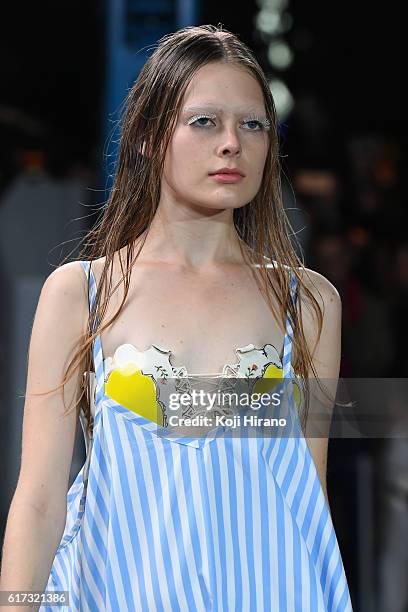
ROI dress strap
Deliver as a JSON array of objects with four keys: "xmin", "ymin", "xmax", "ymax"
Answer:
[
  {"xmin": 79, "ymin": 260, "xmax": 105, "ymax": 413},
  {"xmin": 281, "ymin": 268, "xmax": 299, "ymax": 379},
  {"xmin": 278, "ymin": 268, "xmax": 301, "ymax": 434},
  {"xmin": 77, "ymin": 260, "xmax": 103, "ymax": 490}
]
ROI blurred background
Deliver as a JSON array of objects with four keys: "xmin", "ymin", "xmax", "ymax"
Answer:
[{"xmin": 0, "ymin": 2, "xmax": 407, "ymax": 611}]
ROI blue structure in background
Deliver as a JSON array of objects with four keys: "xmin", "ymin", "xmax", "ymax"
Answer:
[{"xmin": 103, "ymin": 0, "xmax": 198, "ymax": 196}]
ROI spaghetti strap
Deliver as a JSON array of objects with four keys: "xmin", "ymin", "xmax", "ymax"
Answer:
[
  {"xmin": 279, "ymin": 269, "xmax": 300, "ymax": 435},
  {"xmin": 76, "ymin": 261, "xmax": 102, "ymax": 490},
  {"xmin": 282, "ymin": 268, "xmax": 298, "ymax": 378},
  {"xmin": 79, "ymin": 260, "xmax": 105, "ymax": 418}
]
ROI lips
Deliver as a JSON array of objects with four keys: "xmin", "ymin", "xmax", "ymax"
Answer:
[
  {"xmin": 213, "ymin": 172, "xmax": 241, "ymax": 176},
  {"xmin": 209, "ymin": 172, "xmax": 243, "ymax": 183},
  {"xmin": 209, "ymin": 168, "xmax": 245, "ymax": 177}
]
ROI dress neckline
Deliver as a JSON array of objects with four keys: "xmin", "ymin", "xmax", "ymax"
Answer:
[{"xmin": 103, "ymin": 340, "xmax": 286, "ymax": 379}]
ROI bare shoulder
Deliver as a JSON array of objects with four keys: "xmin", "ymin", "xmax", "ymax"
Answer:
[
  {"xmin": 30, "ymin": 260, "xmax": 90, "ymax": 383},
  {"xmin": 294, "ymin": 265, "xmax": 342, "ymax": 359},
  {"xmin": 42, "ymin": 260, "xmax": 88, "ymax": 304},
  {"xmin": 262, "ymin": 258, "xmax": 341, "ymax": 316},
  {"xmin": 296, "ymin": 265, "xmax": 341, "ymax": 309}
]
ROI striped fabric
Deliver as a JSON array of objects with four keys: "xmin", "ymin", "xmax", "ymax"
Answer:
[{"xmin": 40, "ymin": 260, "xmax": 353, "ymax": 611}]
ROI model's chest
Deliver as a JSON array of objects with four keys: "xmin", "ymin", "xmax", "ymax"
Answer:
[{"xmin": 100, "ymin": 265, "xmax": 285, "ymax": 375}]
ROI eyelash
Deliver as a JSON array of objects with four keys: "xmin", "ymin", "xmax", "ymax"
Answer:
[{"xmin": 187, "ymin": 113, "xmax": 271, "ymax": 131}]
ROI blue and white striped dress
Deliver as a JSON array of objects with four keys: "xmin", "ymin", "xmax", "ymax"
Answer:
[{"xmin": 40, "ymin": 260, "xmax": 353, "ymax": 611}]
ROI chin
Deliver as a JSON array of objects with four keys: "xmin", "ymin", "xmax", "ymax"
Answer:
[
  {"xmin": 193, "ymin": 200, "xmax": 246, "ymax": 212},
  {"xmin": 197, "ymin": 193, "xmax": 250, "ymax": 209}
]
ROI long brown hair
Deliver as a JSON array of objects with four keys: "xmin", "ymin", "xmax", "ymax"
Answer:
[{"xmin": 29, "ymin": 24, "xmax": 331, "ymax": 438}]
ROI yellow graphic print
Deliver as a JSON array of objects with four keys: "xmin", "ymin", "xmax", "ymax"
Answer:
[
  {"xmin": 105, "ymin": 363, "xmax": 164, "ymax": 426},
  {"xmin": 103, "ymin": 345, "xmax": 303, "ymax": 428},
  {"xmin": 252, "ymin": 362, "xmax": 302, "ymax": 410}
]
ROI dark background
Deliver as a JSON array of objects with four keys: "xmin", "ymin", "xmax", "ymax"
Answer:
[{"xmin": 1, "ymin": 2, "xmax": 406, "ymax": 173}]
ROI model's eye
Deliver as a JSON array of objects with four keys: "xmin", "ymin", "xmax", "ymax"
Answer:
[
  {"xmin": 188, "ymin": 114, "xmax": 216, "ymax": 128},
  {"xmin": 242, "ymin": 117, "xmax": 271, "ymax": 131},
  {"xmin": 243, "ymin": 120, "xmax": 263, "ymax": 131},
  {"xmin": 193, "ymin": 117, "xmax": 213, "ymax": 127}
]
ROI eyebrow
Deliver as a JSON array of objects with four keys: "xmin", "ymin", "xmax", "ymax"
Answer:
[{"xmin": 182, "ymin": 104, "xmax": 267, "ymax": 116}]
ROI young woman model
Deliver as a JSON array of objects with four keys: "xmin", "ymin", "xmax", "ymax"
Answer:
[{"xmin": 0, "ymin": 25, "xmax": 353, "ymax": 612}]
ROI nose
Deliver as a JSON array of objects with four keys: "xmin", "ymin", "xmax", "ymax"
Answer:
[{"xmin": 217, "ymin": 125, "xmax": 242, "ymax": 156}]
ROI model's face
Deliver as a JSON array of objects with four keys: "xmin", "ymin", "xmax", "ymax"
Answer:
[{"xmin": 161, "ymin": 62, "xmax": 270, "ymax": 211}]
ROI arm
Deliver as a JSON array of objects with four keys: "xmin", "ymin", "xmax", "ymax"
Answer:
[
  {"xmin": 0, "ymin": 261, "xmax": 89, "ymax": 609},
  {"xmin": 298, "ymin": 268, "xmax": 342, "ymax": 514}
]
